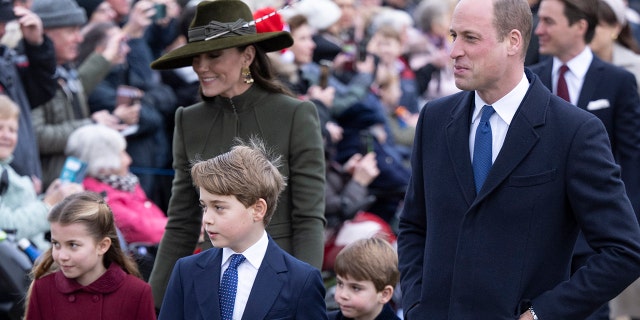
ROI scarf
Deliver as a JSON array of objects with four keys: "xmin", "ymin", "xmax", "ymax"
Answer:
[{"xmin": 95, "ymin": 173, "xmax": 139, "ymax": 193}]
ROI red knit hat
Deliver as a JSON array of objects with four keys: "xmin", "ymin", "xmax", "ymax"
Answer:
[{"xmin": 253, "ymin": 7, "xmax": 285, "ymax": 33}]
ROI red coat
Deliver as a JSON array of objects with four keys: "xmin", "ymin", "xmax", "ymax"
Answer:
[
  {"xmin": 26, "ymin": 263, "xmax": 156, "ymax": 320},
  {"xmin": 83, "ymin": 177, "xmax": 167, "ymax": 244}
]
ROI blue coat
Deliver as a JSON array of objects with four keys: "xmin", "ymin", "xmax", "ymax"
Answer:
[
  {"xmin": 159, "ymin": 236, "xmax": 328, "ymax": 320},
  {"xmin": 529, "ymin": 56, "xmax": 640, "ymax": 216},
  {"xmin": 397, "ymin": 70, "xmax": 640, "ymax": 319}
]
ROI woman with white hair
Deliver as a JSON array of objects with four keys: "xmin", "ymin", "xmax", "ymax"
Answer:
[{"xmin": 65, "ymin": 124, "xmax": 167, "ymax": 246}]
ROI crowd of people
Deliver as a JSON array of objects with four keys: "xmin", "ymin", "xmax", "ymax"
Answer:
[{"xmin": 1, "ymin": 0, "xmax": 640, "ymax": 319}]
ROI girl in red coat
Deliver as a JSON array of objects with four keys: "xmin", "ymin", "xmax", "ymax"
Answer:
[{"xmin": 24, "ymin": 191, "xmax": 156, "ymax": 320}]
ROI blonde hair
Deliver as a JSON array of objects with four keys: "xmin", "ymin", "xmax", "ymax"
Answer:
[
  {"xmin": 0, "ymin": 95, "xmax": 20, "ymax": 120},
  {"xmin": 191, "ymin": 138, "xmax": 286, "ymax": 225},
  {"xmin": 334, "ymin": 237, "xmax": 399, "ymax": 292}
]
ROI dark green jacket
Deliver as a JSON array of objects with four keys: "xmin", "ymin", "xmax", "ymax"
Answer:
[{"xmin": 149, "ymin": 85, "xmax": 326, "ymax": 308}]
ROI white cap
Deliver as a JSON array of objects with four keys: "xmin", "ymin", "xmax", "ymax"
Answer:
[
  {"xmin": 282, "ymin": 0, "xmax": 342, "ymax": 31},
  {"xmin": 602, "ymin": 0, "xmax": 627, "ymax": 25}
]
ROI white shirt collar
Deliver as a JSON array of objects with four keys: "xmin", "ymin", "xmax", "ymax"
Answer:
[
  {"xmin": 221, "ymin": 231, "xmax": 268, "ymax": 270},
  {"xmin": 553, "ymin": 47, "xmax": 593, "ymax": 80},
  {"xmin": 473, "ymin": 72, "xmax": 529, "ymax": 126}
]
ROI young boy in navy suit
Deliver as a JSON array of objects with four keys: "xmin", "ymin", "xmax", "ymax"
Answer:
[
  {"xmin": 158, "ymin": 139, "xmax": 327, "ymax": 320},
  {"xmin": 329, "ymin": 237, "xmax": 400, "ymax": 320}
]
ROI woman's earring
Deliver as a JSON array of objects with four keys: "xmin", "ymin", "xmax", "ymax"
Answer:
[{"xmin": 242, "ymin": 66, "xmax": 254, "ymax": 84}]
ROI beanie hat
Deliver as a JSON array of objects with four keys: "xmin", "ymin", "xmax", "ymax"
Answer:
[
  {"xmin": 0, "ymin": 0, "xmax": 16, "ymax": 22},
  {"xmin": 32, "ymin": 0, "xmax": 87, "ymax": 29},
  {"xmin": 76, "ymin": 0, "xmax": 103, "ymax": 20}
]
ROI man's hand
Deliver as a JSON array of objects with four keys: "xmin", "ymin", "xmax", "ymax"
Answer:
[
  {"xmin": 14, "ymin": 6, "xmax": 43, "ymax": 46},
  {"xmin": 519, "ymin": 310, "xmax": 535, "ymax": 320}
]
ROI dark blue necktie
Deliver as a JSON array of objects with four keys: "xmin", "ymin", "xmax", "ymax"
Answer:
[
  {"xmin": 219, "ymin": 254, "xmax": 245, "ymax": 320},
  {"xmin": 473, "ymin": 105, "xmax": 495, "ymax": 193}
]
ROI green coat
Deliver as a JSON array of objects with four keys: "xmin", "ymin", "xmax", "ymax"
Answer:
[
  {"xmin": 149, "ymin": 85, "xmax": 326, "ymax": 308},
  {"xmin": 31, "ymin": 53, "xmax": 112, "ymax": 188}
]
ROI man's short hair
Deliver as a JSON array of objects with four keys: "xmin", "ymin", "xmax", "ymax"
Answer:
[
  {"xmin": 493, "ymin": 0, "xmax": 533, "ymax": 59},
  {"xmin": 558, "ymin": 0, "xmax": 598, "ymax": 43}
]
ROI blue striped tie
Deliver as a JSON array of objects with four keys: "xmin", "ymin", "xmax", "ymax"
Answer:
[
  {"xmin": 219, "ymin": 254, "xmax": 245, "ymax": 320},
  {"xmin": 473, "ymin": 105, "xmax": 495, "ymax": 193}
]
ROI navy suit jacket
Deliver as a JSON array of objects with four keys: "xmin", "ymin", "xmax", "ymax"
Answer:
[
  {"xmin": 158, "ymin": 237, "xmax": 328, "ymax": 320},
  {"xmin": 530, "ymin": 56, "xmax": 640, "ymax": 216},
  {"xmin": 397, "ymin": 70, "xmax": 640, "ymax": 319}
]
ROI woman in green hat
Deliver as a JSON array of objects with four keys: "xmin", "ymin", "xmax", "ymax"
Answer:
[{"xmin": 148, "ymin": 0, "xmax": 326, "ymax": 310}]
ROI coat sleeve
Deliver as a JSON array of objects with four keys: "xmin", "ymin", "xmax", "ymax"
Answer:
[
  {"xmin": 288, "ymin": 100, "xmax": 326, "ymax": 269},
  {"xmin": 533, "ymin": 117, "xmax": 640, "ymax": 318},
  {"xmin": 157, "ymin": 258, "xmax": 186, "ymax": 320},
  {"xmin": 0, "ymin": 172, "xmax": 50, "ymax": 244},
  {"xmin": 19, "ymin": 37, "xmax": 57, "ymax": 109},
  {"xmin": 25, "ymin": 280, "xmax": 45, "ymax": 320},
  {"xmin": 78, "ymin": 53, "xmax": 112, "ymax": 95},
  {"xmin": 149, "ymin": 107, "xmax": 202, "ymax": 309},
  {"xmin": 397, "ymin": 105, "xmax": 429, "ymax": 316},
  {"xmin": 31, "ymin": 102, "xmax": 92, "ymax": 156},
  {"xmin": 611, "ymin": 70, "xmax": 640, "ymax": 217},
  {"xmin": 136, "ymin": 282, "xmax": 158, "ymax": 320},
  {"xmin": 294, "ymin": 269, "xmax": 329, "ymax": 320}
]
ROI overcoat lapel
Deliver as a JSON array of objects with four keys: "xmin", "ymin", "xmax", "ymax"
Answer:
[
  {"xmin": 194, "ymin": 250, "xmax": 223, "ymax": 320},
  {"xmin": 242, "ymin": 240, "xmax": 285, "ymax": 319},
  {"xmin": 536, "ymin": 62, "xmax": 553, "ymax": 89},
  {"xmin": 474, "ymin": 73, "xmax": 548, "ymax": 204},
  {"xmin": 446, "ymin": 92, "xmax": 476, "ymax": 207},
  {"xmin": 577, "ymin": 57, "xmax": 605, "ymax": 110}
]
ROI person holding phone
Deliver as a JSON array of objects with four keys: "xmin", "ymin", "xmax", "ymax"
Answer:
[
  {"xmin": 30, "ymin": 0, "xmax": 127, "ymax": 191},
  {"xmin": 78, "ymin": 20, "xmax": 176, "ymax": 203}
]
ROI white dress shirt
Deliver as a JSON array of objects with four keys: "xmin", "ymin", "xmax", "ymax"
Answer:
[
  {"xmin": 551, "ymin": 47, "xmax": 593, "ymax": 106},
  {"xmin": 470, "ymin": 73, "xmax": 530, "ymax": 163},
  {"xmin": 220, "ymin": 231, "xmax": 268, "ymax": 320}
]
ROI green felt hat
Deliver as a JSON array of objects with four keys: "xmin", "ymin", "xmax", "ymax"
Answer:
[{"xmin": 150, "ymin": 0, "xmax": 293, "ymax": 70}]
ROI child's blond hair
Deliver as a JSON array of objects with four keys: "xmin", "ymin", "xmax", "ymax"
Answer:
[
  {"xmin": 0, "ymin": 95, "xmax": 20, "ymax": 120},
  {"xmin": 191, "ymin": 138, "xmax": 287, "ymax": 225},
  {"xmin": 334, "ymin": 237, "xmax": 399, "ymax": 292}
]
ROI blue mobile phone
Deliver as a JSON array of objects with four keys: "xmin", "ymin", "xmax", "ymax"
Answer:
[{"xmin": 59, "ymin": 156, "xmax": 88, "ymax": 183}]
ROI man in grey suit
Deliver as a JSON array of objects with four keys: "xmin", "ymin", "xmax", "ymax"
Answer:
[{"xmin": 397, "ymin": 0, "xmax": 640, "ymax": 319}]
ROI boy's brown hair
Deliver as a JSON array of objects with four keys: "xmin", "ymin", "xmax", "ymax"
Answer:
[
  {"xmin": 0, "ymin": 95, "xmax": 20, "ymax": 120},
  {"xmin": 334, "ymin": 237, "xmax": 399, "ymax": 292},
  {"xmin": 191, "ymin": 138, "xmax": 287, "ymax": 225}
]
